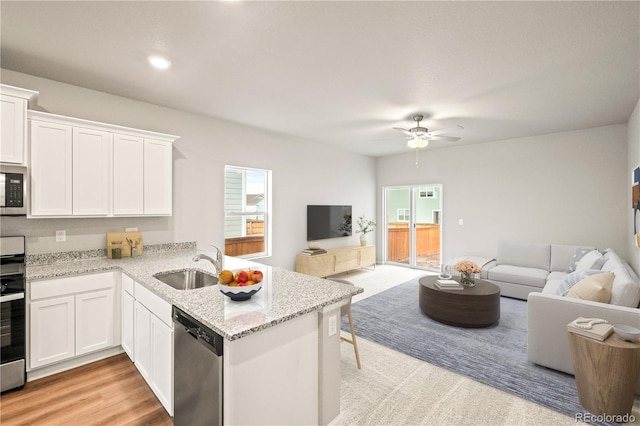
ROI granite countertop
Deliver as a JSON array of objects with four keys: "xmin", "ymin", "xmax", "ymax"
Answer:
[{"xmin": 26, "ymin": 246, "xmax": 363, "ymax": 341}]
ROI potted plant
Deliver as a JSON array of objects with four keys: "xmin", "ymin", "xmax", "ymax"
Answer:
[{"xmin": 356, "ymin": 214, "xmax": 376, "ymax": 246}]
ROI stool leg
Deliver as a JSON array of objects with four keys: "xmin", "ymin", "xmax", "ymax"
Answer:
[{"xmin": 347, "ymin": 310, "xmax": 361, "ymax": 369}]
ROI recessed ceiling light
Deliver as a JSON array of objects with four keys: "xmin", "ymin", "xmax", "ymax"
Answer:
[{"xmin": 148, "ymin": 56, "xmax": 171, "ymax": 70}]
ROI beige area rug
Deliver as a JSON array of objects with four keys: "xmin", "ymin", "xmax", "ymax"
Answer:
[{"xmin": 339, "ymin": 335, "xmax": 640, "ymax": 426}]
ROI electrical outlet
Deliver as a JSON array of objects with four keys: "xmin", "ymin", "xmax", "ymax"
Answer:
[
  {"xmin": 328, "ymin": 315, "xmax": 337, "ymax": 337},
  {"xmin": 55, "ymin": 230, "xmax": 66, "ymax": 242},
  {"xmin": 458, "ymin": 219, "xmax": 464, "ymax": 225},
  {"xmin": 125, "ymin": 227, "xmax": 138, "ymax": 232}
]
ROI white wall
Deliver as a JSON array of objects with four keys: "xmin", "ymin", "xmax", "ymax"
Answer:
[
  {"xmin": 628, "ymin": 97, "xmax": 640, "ymax": 274},
  {"xmin": 0, "ymin": 69, "xmax": 376, "ymax": 270},
  {"xmin": 377, "ymin": 124, "xmax": 629, "ymax": 263}
]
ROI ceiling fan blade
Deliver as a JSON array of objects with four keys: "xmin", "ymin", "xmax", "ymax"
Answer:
[
  {"xmin": 429, "ymin": 135, "xmax": 460, "ymax": 142},
  {"xmin": 426, "ymin": 124, "xmax": 464, "ymax": 137},
  {"xmin": 392, "ymin": 127, "xmax": 414, "ymax": 137}
]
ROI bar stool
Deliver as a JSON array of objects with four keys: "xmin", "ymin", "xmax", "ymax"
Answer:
[{"xmin": 329, "ymin": 278, "xmax": 361, "ymax": 369}]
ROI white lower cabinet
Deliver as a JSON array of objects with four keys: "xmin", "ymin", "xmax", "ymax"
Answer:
[
  {"xmin": 130, "ymin": 281, "xmax": 173, "ymax": 415},
  {"xmin": 134, "ymin": 301, "xmax": 152, "ymax": 381},
  {"xmin": 121, "ymin": 287, "xmax": 135, "ymax": 361},
  {"xmin": 30, "ymin": 296, "xmax": 75, "ymax": 368},
  {"xmin": 29, "ymin": 272, "xmax": 117, "ymax": 370},
  {"xmin": 149, "ymin": 311, "xmax": 173, "ymax": 411},
  {"xmin": 75, "ymin": 289, "xmax": 115, "ymax": 356}
]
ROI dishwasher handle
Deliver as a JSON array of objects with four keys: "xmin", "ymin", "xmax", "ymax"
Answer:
[{"xmin": 185, "ymin": 326, "xmax": 200, "ymax": 339}]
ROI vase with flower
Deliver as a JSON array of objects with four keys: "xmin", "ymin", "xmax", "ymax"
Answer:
[
  {"xmin": 454, "ymin": 260, "xmax": 481, "ymax": 287},
  {"xmin": 356, "ymin": 214, "xmax": 376, "ymax": 246}
]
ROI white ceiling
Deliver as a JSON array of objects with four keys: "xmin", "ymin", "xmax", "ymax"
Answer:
[{"xmin": 1, "ymin": 1, "xmax": 638, "ymax": 157}]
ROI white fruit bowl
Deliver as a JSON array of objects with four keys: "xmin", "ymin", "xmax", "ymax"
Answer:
[
  {"xmin": 220, "ymin": 281, "xmax": 263, "ymax": 301},
  {"xmin": 613, "ymin": 324, "xmax": 640, "ymax": 342}
]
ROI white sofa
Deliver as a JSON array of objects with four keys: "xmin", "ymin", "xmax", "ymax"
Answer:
[
  {"xmin": 527, "ymin": 248, "xmax": 640, "ymax": 392},
  {"xmin": 480, "ymin": 241, "xmax": 595, "ymax": 300},
  {"xmin": 453, "ymin": 241, "xmax": 640, "ymax": 392}
]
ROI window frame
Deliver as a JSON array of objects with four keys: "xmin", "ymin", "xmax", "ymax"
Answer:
[
  {"xmin": 224, "ymin": 165, "xmax": 272, "ymax": 259},
  {"xmin": 397, "ymin": 208, "xmax": 410, "ymax": 222}
]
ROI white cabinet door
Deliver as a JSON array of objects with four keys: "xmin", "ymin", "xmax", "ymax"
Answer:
[
  {"xmin": 143, "ymin": 139, "xmax": 172, "ymax": 215},
  {"xmin": 30, "ymin": 120, "xmax": 73, "ymax": 216},
  {"xmin": 134, "ymin": 301, "xmax": 152, "ymax": 382},
  {"xmin": 113, "ymin": 134, "xmax": 144, "ymax": 215},
  {"xmin": 75, "ymin": 289, "xmax": 115, "ymax": 356},
  {"xmin": 150, "ymin": 314, "xmax": 173, "ymax": 415},
  {"xmin": 30, "ymin": 296, "xmax": 75, "ymax": 369},
  {"xmin": 0, "ymin": 94, "xmax": 26, "ymax": 164},
  {"xmin": 72, "ymin": 127, "xmax": 112, "ymax": 216},
  {"xmin": 121, "ymin": 288, "xmax": 135, "ymax": 361}
]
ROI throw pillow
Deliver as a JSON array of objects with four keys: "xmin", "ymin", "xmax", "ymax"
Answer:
[
  {"xmin": 575, "ymin": 249, "xmax": 605, "ymax": 272},
  {"xmin": 566, "ymin": 272, "xmax": 614, "ymax": 303},
  {"xmin": 556, "ymin": 269, "xmax": 603, "ymax": 296},
  {"xmin": 565, "ymin": 248, "xmax": 593, "ymax": 273}
]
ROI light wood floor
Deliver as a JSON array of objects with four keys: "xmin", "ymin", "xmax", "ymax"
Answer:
[{"xmin": 0, "ymin": 354, "xmax": 172, "ymax": 426}]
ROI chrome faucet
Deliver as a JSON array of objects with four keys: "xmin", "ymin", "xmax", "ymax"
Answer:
[{"xmin": 192, "ymin": 244, "xmax": 224, "ymax": 274}]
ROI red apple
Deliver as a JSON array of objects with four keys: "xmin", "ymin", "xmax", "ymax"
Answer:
[
  {"xmin": 251, "ymin": 270, "xmax": 263, "ymax": 283},
  {"xmin": 235, "ymin": 270, "xmax": 249, "ymax": 283}
]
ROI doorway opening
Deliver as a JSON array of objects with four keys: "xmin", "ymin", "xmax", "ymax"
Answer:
[{"xmin": 383, "ymin": 185, "xmax": 442, "ymax": 270}]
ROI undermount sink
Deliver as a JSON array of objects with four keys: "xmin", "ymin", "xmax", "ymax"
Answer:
[{"xmin": 154, "ymin": 269, "xmax": 218, "ymax": 290}]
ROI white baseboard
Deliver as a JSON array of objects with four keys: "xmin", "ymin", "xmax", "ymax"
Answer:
[{"xmin": 27, "ymin": 346, "xmax": 125, "ymax": 382}]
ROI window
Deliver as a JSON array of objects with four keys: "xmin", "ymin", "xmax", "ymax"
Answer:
[
  {"xmin": 397, "ymin": 208, "xmax": 410, "ymax": 222},
  {"xmin": 224, "ymin": 166, "xmax": 272, "ymax": 258},
  {"xmin": 418, "ymin": 187, "xmax": 437, "ymax": 198}
]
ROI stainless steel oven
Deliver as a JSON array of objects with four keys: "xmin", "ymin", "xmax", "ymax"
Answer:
[
  {"xmin": 0, "ymin": 165, "xmax": 28, "ymax": 216},
  {"xmin": 0, "ymin": 236, "xmax": 26, "ymax": 393}
]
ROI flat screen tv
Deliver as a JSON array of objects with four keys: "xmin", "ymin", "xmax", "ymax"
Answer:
[{"xmin": 307, "ymin": 205, "xmax": 352, "ymax": 241}]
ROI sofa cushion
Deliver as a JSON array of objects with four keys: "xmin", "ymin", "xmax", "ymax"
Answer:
[
  {"xmin": 565, "ymin": 247, "xmax": 594, "ymax": 273},
  {"xmin": 487, "ymin": 265, "xmax": 548, "ymax": 288},
  {"xmin": 543, "ymin": 273, "xmax": 565, "ymax": 295},
  {"xmin": 566, "ymin": 272, "xmax": 614, "ymax": 303},
  {"xmin": 601, "ymin": 250, "xmax": 640, "ymax": 307},
  {"xmin": 555, "ymin": 269, "xmax": 602, "ymax": 296},
  {"xmin": 497, "ymin": 241, "xmax": 550, "ymax": 270},
  {"xmin": 545, "ymin": 271, "xmax": 568, "ymax": 294},
  {"xmin": 575, "ymin": 249, "xmax": 605, "ymax": 272},
  {"xmin": 551, "ymin": 245, "xmax": 594, "ymax": 273}
]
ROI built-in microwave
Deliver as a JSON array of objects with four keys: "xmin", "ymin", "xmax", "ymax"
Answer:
[{"xmin": 0, "ymin": 165, "xmax": 27, "ymax": 216}]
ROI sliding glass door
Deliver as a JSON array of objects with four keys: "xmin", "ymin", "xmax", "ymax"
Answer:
[{"xmin": 384, "ymin": 185, "xmax": 442, "ymax": 270}]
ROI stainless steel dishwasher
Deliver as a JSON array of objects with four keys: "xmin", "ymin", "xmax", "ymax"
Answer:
[{"xmin": 173, "ymin": 306, "xmax": 223, "ymax": 426}]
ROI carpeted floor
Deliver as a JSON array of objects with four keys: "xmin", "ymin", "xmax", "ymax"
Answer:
[{"xmin": 341, "ymin": 276, "xmax": 623, "ymax": 426}]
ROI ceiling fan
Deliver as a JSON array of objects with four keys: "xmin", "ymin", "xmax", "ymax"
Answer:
[{"xmin": 393, "ymin": 114, "xmax": 463, "ymax": 149}]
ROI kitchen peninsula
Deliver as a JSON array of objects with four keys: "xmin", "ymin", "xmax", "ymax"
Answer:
[{"xmin": 26, "ymin": 243, "xmax": 362, "ymax": 425}]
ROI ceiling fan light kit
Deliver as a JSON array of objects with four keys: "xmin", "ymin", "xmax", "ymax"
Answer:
[
  {"xmin": 393, "ymin": 114, "xmax": 464, "ymax": 167},
  {"xmin": 407, "ymin": 137, "xmax": 428, "ymax": 149}
]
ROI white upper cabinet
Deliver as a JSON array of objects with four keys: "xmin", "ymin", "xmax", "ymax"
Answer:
[
  {"xmin": 30, "ymin": 120, "xmax": 73, "ymax": 216},
  {"xmin": 28, "ymin": 111, "xmax": 178, "ymax": 218},
  {"xmin": 144, "ymin": 139, "xmax": 172, "ymax": 215},
  {"xmin": 72, "ymin": 127, "xmax": 112, "ymax": 216},
  {"xmin": 113, "ymin": 134, "xmax": 144, "ymax": 215},
  {"xmin": 0, "ymin": 85, "xmax": 38, "ymax": 165}
]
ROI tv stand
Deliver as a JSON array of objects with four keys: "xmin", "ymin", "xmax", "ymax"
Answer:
[{"xmin": 296, "ymin": 245, "xmax": 375, "ymax": 278}]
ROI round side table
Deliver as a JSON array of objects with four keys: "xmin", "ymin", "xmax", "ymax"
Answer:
[{"xmin": 568, "ymin": 331, "xmax": 640, "ymax": 416}]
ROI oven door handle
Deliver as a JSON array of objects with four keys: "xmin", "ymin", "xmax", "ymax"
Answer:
[{"xmin": 0, "ymin": 292, "xmax": 24, "ymax": 302}]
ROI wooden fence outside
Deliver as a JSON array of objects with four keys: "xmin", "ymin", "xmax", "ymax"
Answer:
[
  {"xmin": 246, "ymin": 220, "xmax": 264, "ymax": 236},
  {"xmin": 387, "ymin": 222, "xmax": 440, "ymax": 262},
  {"xmin": 225, "ymin": 236, "xmax": 265, "ymax": 257}
]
